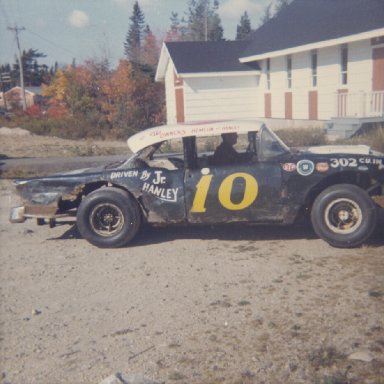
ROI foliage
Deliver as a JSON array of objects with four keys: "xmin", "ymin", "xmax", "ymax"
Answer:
[
  {"xmin": 276, "ymin": 128, "xmax": 328, "ymax": 147},
  {"xmin": 0, "ymin": 49, "xmax": 55, "ymax": 90},
  {"xmin": 39, "ymin": 55, "xmax": 164, "ymax": 139},
  {"xmin": 166, "ymin": 0, "xmax": 223, "ymax": 42},
  {"xmin": 259, "ymin": 3, "xmax": 273, "ymax": 26},
  {"xmin": 186, "ymin": 0, "xmax": 223, "ymax": 41},
  {"xmin": 236, "ymin": 11, "xmax": 252, "ymax": 40},
  {"xmin": 259, "ymin": 0, "xmax": 293, "ymax": 26}
]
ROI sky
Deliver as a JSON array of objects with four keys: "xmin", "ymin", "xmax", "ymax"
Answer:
[{"xmin": 0, "ymin": 0, "xmax": 271, "ymax": 68}]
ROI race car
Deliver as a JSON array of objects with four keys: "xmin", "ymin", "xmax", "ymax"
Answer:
[{"xmin": 10, "ymin": 120, "xmax": 384, "ymax": 248}]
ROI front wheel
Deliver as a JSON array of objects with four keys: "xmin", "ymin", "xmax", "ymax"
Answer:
[
  {"xmin": 77, "ymin": 187, "xmax": 141, "ymax": 248},
  {"xmin": 311, "ymin": 184, "xmax": 377, "ymax": 248}
]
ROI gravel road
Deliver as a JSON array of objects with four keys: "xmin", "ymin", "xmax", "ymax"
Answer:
[{"xmin": 0, "ymin": 179, "xmax": 383, "ymax": 384}]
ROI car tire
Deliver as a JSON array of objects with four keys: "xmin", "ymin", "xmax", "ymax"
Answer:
[
  {"xmin": 311, "ymin": 184, "xmax": 377, "ymax": 248},
  {"xmin": 77, "ymin": 187, "xmax": 141, "ymax": 248}
]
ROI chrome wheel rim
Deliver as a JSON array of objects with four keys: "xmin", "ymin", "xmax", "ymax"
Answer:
[
  {"xmin": 90, "ymin": 203, "xmax": 124, "ymax": 237},
  {"xmin": 324, "ymin": 198, "xmax": 362, "ymax": 234}
]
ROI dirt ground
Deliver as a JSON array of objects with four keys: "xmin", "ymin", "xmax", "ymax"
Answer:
[
  {"xmin": 0, "ymin": 129, "xmax": 128, "ymax": 158},
  {"xmin": 0, "ymin": 132, "xmax": 384, "ymax": 384}
]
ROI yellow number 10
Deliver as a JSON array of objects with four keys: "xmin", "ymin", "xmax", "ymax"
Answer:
[{"xmin": 191, "ymin": 172, "xmax": 259, "ymax": 213}]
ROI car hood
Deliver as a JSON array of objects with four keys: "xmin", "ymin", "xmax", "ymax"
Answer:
[{"xmin": 305, "ymin": 144, "xmax": 383, "ymax": 156}]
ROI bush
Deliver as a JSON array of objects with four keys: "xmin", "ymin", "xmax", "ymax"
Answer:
[
  {"xmin": 337, "ymin": 124, "xmax": 384, "ymax": 153},
  {"xmin": 276, "ymin": 128, "xmax": 328, "ymax": 147}
]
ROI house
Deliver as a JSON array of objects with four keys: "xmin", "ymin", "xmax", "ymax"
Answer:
[
  {"xmin": 156, "ymin": 0, "xmax": 384, "ymax": 136},
  {"xmin": 4, "ymin": 86, "xmax": 41, "ymax": 109}
]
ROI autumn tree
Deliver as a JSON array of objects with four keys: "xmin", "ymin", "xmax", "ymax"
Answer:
[
  {"xmin": 141, "ymin": 25, "xmax": 160, "ymax": 68},
  {"xmin": 236, "ymin": 11, "xmax": 252, "ymax": 40}
]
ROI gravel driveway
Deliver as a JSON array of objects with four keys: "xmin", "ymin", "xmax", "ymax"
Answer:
[{"xmin": 0, "ymin": 179, "xmax": 383, "ymax": 384}]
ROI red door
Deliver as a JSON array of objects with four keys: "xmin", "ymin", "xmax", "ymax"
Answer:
[
  {"xmin": 308, "ymin": 90, "xmax": 318, "ymax": 120},
  {"xmin": 373, "ymin": 47, "xmax": 384, "ymax": 91},
  {"xmin": 285, "ymin": 92, "xmax": 292, "ymax": 119},
  {"xmin": 264, "ymin": 93, "xmax": 272, "ymax": 118}
]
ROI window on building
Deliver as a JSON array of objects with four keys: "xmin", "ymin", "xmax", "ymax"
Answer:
[
  {"xmin": 266, "ymin": 58, "xmax": 271, "ymax": 90},
  {"xmin": 286, "ymin": 55, "xmax": 292, "ymax": 88},
  {"xmin": 311, "ymin": 50, "xmax": 317, "ymax": 87},
  {"xmin": 341, "ymin": 44, "xmax": 348, "ymax": 85}
]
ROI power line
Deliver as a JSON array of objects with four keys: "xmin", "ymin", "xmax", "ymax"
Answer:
[{"xmin": 25, "ymin": 27, "xmax": 78, "ymax": 58}]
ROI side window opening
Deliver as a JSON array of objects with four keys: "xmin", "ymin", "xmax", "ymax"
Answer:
[
  {"xmin": 133, "ymin": 138, "xmax": 185, "ymax": 170},
  {"xmin": 258, "ymin": 126, "xmax": 289, "ymax": 160},
  {"xmin": 194, "ymin": 132, "xmax": 257, "ymax": 167}
]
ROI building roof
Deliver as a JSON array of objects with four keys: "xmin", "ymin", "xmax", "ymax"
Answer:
[
  {"xmin": 156, "ymin": 40, "xmax": 260, "ymax": 81},
  {"xmin": 241, "ymin": 0, "xmax": 384, "ymax": 61}
]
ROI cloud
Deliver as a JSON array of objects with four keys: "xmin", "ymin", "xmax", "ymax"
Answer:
[{"xmin": 68, "ymin": 10, "xmax": 90, "ymax": 28}]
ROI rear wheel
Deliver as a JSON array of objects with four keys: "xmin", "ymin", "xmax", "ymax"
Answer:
[
  {"xmin": 311, "ymin": 184, "xmax": 377, "ymax": 248},
  {"xmin": 77, "ymin": 187, "xmax": 141, "ymax": 248}
]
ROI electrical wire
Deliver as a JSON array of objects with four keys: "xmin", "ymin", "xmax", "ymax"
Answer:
[{"xmin": 25, "ymin": 27, "xmax": 78, "ymax": 57}]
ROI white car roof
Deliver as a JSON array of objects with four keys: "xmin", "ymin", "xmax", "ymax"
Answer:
[{"xmin": 127, "ymin": 120, "xmax": 265, "ymax": 153}]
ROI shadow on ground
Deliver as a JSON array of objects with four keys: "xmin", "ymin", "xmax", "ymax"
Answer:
[{"xmin": 49, "ymin": 221, "xmax": 384, "ymax": 248}]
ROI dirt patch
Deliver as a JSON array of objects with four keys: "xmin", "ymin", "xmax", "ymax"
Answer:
[
  {"xmin": 0, "ymin": 179, "xmax": 383, "ymax": 384},
  {"xmin": 0, "ymin": 130, "xmax": 128, "ymax": 159}
]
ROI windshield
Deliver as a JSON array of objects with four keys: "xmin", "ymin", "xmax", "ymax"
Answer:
[{"xmin": 259, "ymin": 125, "xmax": 290, "ymax": 160}]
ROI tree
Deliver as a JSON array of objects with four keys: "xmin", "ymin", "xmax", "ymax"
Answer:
[
  {"xmin": 141, "ymin": 25, "xmax": 160, "ymax": 68},
  {"xmin": 21, "ymin": 49, "xmax": 47, "ymax": 86},
  {"xmin": 236, "ymin": 11, "xmax": 252, "ymax": 40},
  {"xmin": 259, "ymin": 0, "xmax": 292, "ymax": 26},
  {"xmin": 165, "ymin": 12, "xmax": 184, "ymax": 42},
  {"xmin": 274, "ymin": 0, "xmax": 291, "ymax": 15},
  {"xmin": 184, "ymin": 0, "xmax": 224, "ymax": 41},
  {"xmin": 259, "ymin": 3, "xmax": 273, "ymax": 26},
  {"xmin": 124, "ymin": 1, "xmax": 146, "ymax": 63}
]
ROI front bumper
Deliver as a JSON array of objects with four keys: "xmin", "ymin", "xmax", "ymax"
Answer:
[
  {"xmin": 9, "ymin": 206, "xmax": 26, "ymax": 223},
  {"xmin": 9, "ymin": 205, "xmax": 73, "ymax": 224}
]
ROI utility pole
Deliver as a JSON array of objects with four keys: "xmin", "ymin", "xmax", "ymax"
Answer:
[{"xmin": 7, "ymin": 24, "xmax": 27, "ymax": 111}]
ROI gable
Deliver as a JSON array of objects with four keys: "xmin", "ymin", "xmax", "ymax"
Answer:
[{"xmin": 156, "ymin": 40, "xmax": 260, "ymax": 81}]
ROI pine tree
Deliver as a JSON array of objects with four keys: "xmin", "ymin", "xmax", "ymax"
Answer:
[
  {"xmin": 124, "ymin": 1, "xmax": 146, "ymax": 63},
  {"xmin": 259, "ymin": 3, "xmax": 272, "ymax": 26},
  {"xmin": 236, "ymin": 11, "xmax": 252, "ymax": 40},
  {"xmin": 184, "ymin": 0, "xmax": 223, "ymax": 41},
  {"xmin": 259, "ymin": 0, "xmax": 292, "ymax": 26},
  {"xmin": 274, "ymin": 0, "xmax": 291, "ymax": 15}
]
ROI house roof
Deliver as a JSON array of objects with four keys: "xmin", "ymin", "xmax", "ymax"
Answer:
[
  {"xmin": 241, "ymin": 0, "xmax": 384, "ymax": 62},
  {"xmin": 155, "ymin": 40, "xmax": 260, "ymax": 81}
]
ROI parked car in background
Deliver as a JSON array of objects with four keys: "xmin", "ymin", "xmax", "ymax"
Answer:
[{"xmin": 10, "ymin": 120, "xmax": 384, "ymax": 248}]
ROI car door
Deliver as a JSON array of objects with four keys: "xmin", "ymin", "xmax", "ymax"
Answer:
[{"xmin": 184, "ymin": 160, "xmax": 285, "ymax": 224}]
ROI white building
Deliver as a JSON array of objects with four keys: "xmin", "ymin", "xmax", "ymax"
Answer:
[{"xmin": 156, "ymin": 0, "xmax": 384, "ymax": 133}]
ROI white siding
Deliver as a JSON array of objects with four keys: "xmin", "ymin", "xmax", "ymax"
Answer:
[
  {"xmin": 256, "ymin": 38, "xmax": 375, "ymax": 121},
  {"xmin": 183, "ymin": 75, "xmax": 259, "ymax": 122},
  {"xmin": 165, "ymin": 62, "xmax": 177, "ymax": 124},
  {"xmin": 163, "ymin": 38, "xmax": 376, "ymax": 126}
]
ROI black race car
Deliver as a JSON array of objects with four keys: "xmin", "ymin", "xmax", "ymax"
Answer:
[{"xmin": 10, "ymin": 120, "xmax": 384, "ymax": 248}]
